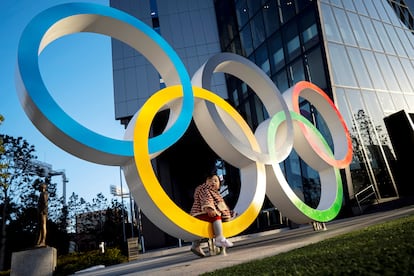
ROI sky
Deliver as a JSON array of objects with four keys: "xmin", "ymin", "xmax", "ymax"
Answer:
[{"xmin": 0, "ymin": 0, "xmax": 129, "ymax": 203}]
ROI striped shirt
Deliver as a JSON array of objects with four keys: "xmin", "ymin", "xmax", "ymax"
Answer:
[{"xmin": 190, "ymin": 181, "xmax": 232, "ymax": 221}]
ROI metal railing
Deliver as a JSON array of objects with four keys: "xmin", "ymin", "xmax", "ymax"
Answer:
[{"xmin": 355, "ymin": 184, "xmax": 379, "ymax": 213}]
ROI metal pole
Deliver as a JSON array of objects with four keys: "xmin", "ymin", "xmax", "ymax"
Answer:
[
  {"xmin": 120, "ymin": 168, "xmax": 126, "ymax": 242},
  {"xmin": 62, "ymin": 172, "xmax": 67, "ymax": 206},
  {"xmin": 129, "ymin": 194, "xmax": 134, "ymax": 238}
]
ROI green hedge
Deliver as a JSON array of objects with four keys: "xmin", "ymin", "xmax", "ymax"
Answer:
[{"xmin": 55, "ymin": 248, "xmax": 127, "ymax": 276}]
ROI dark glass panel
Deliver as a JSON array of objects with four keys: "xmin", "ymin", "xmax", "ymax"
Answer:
[
  {"xmin": 240, "ymin": 25, "xmax": 254, "ymax": 56},
  {"xmin": 251, "ymin": 12, "xmax": 266, "ymax": 48},
  {"xmin": 262, "ymin": 0, "xmax": 280, "ymax": 36},
  {"xmin": 236, "ymin": 0, "xmax": 250, "ymax": 28},
  {"xmin": 269, "ymin": 32, "xmax": 285, "ymax": 72}
]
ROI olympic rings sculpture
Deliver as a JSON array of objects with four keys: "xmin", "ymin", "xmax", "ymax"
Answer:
[{"xmin": 16, "ymin": 3, "xmax": 352, "ymax": 241}]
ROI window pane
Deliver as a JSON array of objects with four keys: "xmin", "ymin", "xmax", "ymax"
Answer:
[
  {"xmin": 254, "ymin": 94, "xmax": 266, "ymax": 124},
  {"xmin": 306, "ymin": 47, "xmax": 327, "ymax": 90},
  {"xmin": 335, "ymin": 89, "xmax": 351, "ymax": 126},
  {"xmin": 383, "ymin": 1, "xmax": 404, "ymax": 27},
  {"xmin": 356, "ymin": 90, "xmax": 397, "ymax": 196},
  {"xmin": 255, "ymin": 43, "xmax": 270, "ymax": 76},
  {"xmin": 335, "ymin": 88, "xmax": 368, "ymax": 194},
  {"xmin": 240, "ymin": 25, "xmax": 254, "ymax": 56},
  {"xmin": 341, "ymin": 0, "xmax": 356, "ymax": 12},
  {"xmin": 302, "ymin": 23, "xmax": 318, "ymax": 45},
  {"xmin": 400, "ymin": 58, "xmax": 414, "ymax": 92},
  {"xmin": 262, "ymin": 1, "xmax": 280, "ymax": 36},
  {"xmin": 360, "ymin": 91, "xmax": 384, "ymax": 122},
  {"xmin": 247, "ymin": 0, "xmax": 262, "ymax": 16},
  {"xmin": 243, "ymin": 100, "xmax": 253, "ymax": 128},
  {"xmin": 347, "ymin": 12, "xmax": 371, "ymax": 49},
  {"xmin": 391, "ymin": 93, "xmax": 409, "ymax": 111},
  {"xmin": 373, "ymin": 0, "xmax": 391, "ymax": 24},
  {"xmin": 404, "ymin": 95, "xmax": 414, "ymax": 112},
  {"xmin": 236, "ymin": 0, "xmax": 249, "ymax": 29},
  {"xmin": 388, "ymin": 56, "xmax": 413, "ymax": 92},
  {"xmin": 353, "ymin": 0, "xmax": 369, "ymax": 16},
  {"xmin": 241, "ymin": 82, "xmax": 248, "ymax": 98},
  {"xmin": 250, "ymin": 12, "xmax": 266, "ymax": 48},
  {"xmin": 360, "ymin": 17, "xmax": 383, "ymax": 52},
  {"xmin": 372, "ymin": 20, "xmax": 395, "ymax": 55},
  {"xmin": 287, "ymin": 35, "xmax": 300, "ymax": 59},
  {"xmin": 376, "ymin": 92, "xmax": 396, "ymax": 114},
  {"xmin": 363, "ymin": 0, "xmax": 380, "ymax": 20},
  {"xmin": 230, "ymin": 40, "xmax": 244, "ymax": 56},
  {"xmin": 345, "ymin": 89, "xmax": 377, "ymax": 191},
  {"xmin": 361, "ymin": 90, "xmax": 393, "ymax": 152},
  {"xmin": 346, "ymin": 47, "xmax": 373, "ymax": 89},
  {"xmin": 269, "ymin": 33, "xmax": 285, "ymax": 71},
  {"xmin": 296, "ymin": 0, "xmax": 313, "ymax": 11},
  {"xmin": 285, "ymin": 150, "xmax": 303, "ymax": 192},
  {"xmin": 329, "ymin": 0, "xmax": 343, "ymax": 8},
  {"xmin": 332, "ymin": 7, "xmax": 357, "ymax": 46},
  {"xmin": 383, "ymin": 24, "xmax": 407, "ymax": 57},
  {"xmin": 328, "ymin": 43, "xmax": 358, "ymax": 87},
  {"xmin": 375, "ymin": 53, "xmax": 401, "ymax": 92},
  {"xmin": 360, "ymin": 50, "xmax": 387, "ymax": 90},
  {"xmin": 279, "ymin": 0, "xmax": 296, "ymax": 23},
  {"xmin": 300, "ymin": 10, "xmax": 319, "ymax": 50},
  {"xmin": 289, "ymin": 59, "xmax": 305, "ymax": 85},
  {"xmin": 395, "ymin": 27, "xmax": 412, "ymax": 58},
  {"xmin": 232, "ymin": 88, "xmax": 239, "ymax": 106},
  {"xmin": 274, "ymin": 69, "xmax": 289, "ymax": 93},
  {"xmin": 283, "ymin": 22, "xmax": 301, "ymax": 60},
  {"xmin": 321, "ymin": 3, "xmax": 342, "ymax": 43}
]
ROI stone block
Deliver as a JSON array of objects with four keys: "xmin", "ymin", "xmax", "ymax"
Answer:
[{"xmin": 11, "ymin": 247, "xmax": 57, "ymax": 276}]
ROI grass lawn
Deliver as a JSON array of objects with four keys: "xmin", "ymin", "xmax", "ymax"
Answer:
[{"xmin": 202, "ymin": 214, "xmax": 414, "ymax": 275}]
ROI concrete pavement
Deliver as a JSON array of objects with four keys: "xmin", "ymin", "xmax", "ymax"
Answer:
[{"xmin": 74, "ymin": 203, "xmax": 414, "ymax": 276}]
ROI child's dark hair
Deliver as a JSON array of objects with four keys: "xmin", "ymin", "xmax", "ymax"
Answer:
[{"xmin": 203, "ymin": 170, "xmax": 218, "ymax": 180}]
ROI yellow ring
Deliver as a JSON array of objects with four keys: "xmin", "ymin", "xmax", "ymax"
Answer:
[{"xmin": 133, "ymin": 85, "xmax": 264, "ymax": 238}]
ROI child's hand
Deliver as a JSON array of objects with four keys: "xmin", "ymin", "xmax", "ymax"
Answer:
[
  {"xmin": 206, "ymin": 208, "xmax": 216, "ymax": 217},
  {"xmin": 231, "ymin": 211, "xmax": 238, "ymax": 219}
]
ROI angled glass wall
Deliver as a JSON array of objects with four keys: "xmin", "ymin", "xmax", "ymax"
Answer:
[
  {"xmin": 215, "ymin": 0, "xmax": 414, "ymax": 211},
  {"xmin": 320, "ymin": 0, "xmax": 414, "ymax": 199},
  {"xmin": 215, "ymin": 0, "xmax": 333, "ymax": 212}
]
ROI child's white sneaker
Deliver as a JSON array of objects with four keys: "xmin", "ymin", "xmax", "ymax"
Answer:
[{"xmin": 215, "ymin": 238, "xmax": 233, "ymax": 248}]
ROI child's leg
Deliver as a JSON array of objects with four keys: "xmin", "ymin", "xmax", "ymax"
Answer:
[
  {"xmin": 213, "ymin": 219, "xmax": 224, "ymax": 240},
  {"xmin": 190, "ymin": 239, "xmax": 206, "ymax": 257},
  {"xmin": 213, "ymin": 220, "xmax": 233, "ymax": 247}
]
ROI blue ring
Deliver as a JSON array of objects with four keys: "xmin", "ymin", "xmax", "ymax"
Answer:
[{"xmin": 17, "ymin": 3, "xmax": 193, "ymax": 162}]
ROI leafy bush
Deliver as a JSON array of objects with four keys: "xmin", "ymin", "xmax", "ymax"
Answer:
[{"xmin": 55, "ymin": 247, "xmax": 127, "ymax": 276}]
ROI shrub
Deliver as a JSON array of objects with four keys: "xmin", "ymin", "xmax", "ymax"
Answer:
[{"xmin": 55, "ymin": 247, "xmax": 127, "ymax": 275}]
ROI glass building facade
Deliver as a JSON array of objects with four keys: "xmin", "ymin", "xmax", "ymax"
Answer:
[
  {"xmin": 110, "ymin": 0, "xmax": 414, "ymax": 249},
  {"xmin": 214, "ymin": 0, "xmax": 414, "ymax": 206}
]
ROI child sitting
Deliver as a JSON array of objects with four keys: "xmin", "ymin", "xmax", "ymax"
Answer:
[{"xmin": 189, "ymin": 173, "xmax": 236, "ymax": 257}]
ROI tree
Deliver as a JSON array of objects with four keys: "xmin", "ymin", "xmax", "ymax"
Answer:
[
  {"xmin": 72, "ymin": 193, "xmax": 111, "ymax": 251},
  {"xmin": 0, "ymin": 132, "xmax": 37, "ymax": 270},
  {"xmin": 0, "ymin": 116, "xmax": 6, "ymax": 271},
  {"xmin": 67, "ymin": 192, "xmax": 87, "ymax": 234},
  {"xmin": 87, "ymin": 193, "xmax": 108, "ymax": 241},
  {"xmin": 65, "ymin": 192, "xmax": 127, "ymax": 252},
  {"xmin": 103, "ymin": 199, "xmax": 126, "ymax": 248}
]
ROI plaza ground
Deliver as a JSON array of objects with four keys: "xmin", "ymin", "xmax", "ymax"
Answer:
[{"xmin": 75, "ymin": 198, "xmax": 414, "ymax": 276}]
